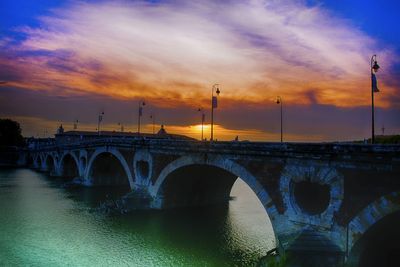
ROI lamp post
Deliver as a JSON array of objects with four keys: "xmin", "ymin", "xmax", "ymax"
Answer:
[
  {"xmin": 73, "ymin": 119, "xmax": 79, "ymax": 130},
  {"xmin": 276, "ymin": 96, "xmax": 283, "ymax": 142},
  {"xmin": 97, "ymin": 111, "xmax": 104, "ymax": 135},
  {"xmin": 210, "ymin": 84, "xmax": 220, "ymax": 141},
  {"xmin": 137, "ymin": 101, "xmax": 146, "ymax": 135},
  {"xmin": 150, "ymin": 114, "xmax": 155, "ymax": 134},
  {"xmin": 198, "ymin": 107, "xmax": 205, "ymax": 141},
  {"xmin": 371, "ymin": 55, "xmax": 380, "ymax": 144},
  {"xmin": 118, "ymin": 122, "xmax": 124, "ymax": 132}
]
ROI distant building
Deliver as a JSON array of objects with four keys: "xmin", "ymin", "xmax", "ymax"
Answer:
[
  {"xmin": 53, "ymin": 125, "xmax": 195, "ymax": 145},
  {"xmin": 157, "ymin": 125, "xmax": 167, "ymax": 136},
  {"xmin": 57, "ymin": 124, "xmax": 64, "ymax": 135}
]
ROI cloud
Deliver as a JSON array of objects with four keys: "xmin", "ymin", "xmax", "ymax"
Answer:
[
  {"xmin": 1, "ymin": 0, "xmax": 400, "ymax": 141},
  {"xmin": 1, "ymin": 86, "xmax": 399, "ymax": 141},
  {"xmin": 0, "ymin": 0, "xmax": 398, "ymax": 108}
]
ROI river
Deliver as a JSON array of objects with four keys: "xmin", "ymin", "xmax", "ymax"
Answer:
[{"xmin": 0, "ymin": 168, "xmax": 275, "ymax": 266}]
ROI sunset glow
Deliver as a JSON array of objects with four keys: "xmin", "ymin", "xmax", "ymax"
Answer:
[{"xmin": 1, "ymin": 0, "xmax": 399, "ymax": 141}]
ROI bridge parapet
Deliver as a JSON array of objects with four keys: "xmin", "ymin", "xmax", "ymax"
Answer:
[{"xmin": 29, "ymin": 138, "xmax": 400, "ymax": 163}]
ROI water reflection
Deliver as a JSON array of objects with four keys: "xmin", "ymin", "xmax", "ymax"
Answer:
[{"xmin": 0, "ymin": 169, "xmax": 275, "ymax": 266}]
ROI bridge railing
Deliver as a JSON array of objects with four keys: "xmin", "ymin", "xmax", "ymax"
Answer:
[{"xmin": 28, "ymin": 137, "xmax": 400, "ymax": 163}]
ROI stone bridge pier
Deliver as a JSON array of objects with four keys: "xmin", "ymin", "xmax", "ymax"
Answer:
[{"xmin": 25, "ymin": 141, "xmax": 400, "ymax": 267}]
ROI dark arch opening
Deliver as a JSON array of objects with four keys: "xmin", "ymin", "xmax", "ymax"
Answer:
[
  {"xmin": 293, "ymin": 180, "xmax": 330, "ymax": 215},
  {"xmin": 158, "ymin": 164, "xmax": 277, "ymax": 266},
  {"xmin": 351, "ymin": 211, "xmax": 400, "ymax": 267},
  {"xmin": 159, "ymin": 164, "xmax": 238, "ymax": 209},
  {"xmin": 35, "ymin": 157, "xmax": 41, "ymax": 168},
  {"xmin": 89, "ymin": 152, "xmax": 130, "ymax": 188},
  {"xmin": 46, "ymin": 156, "xmax": 55, "ymax": 175},
  {"xmin": 26, "ymin": 156, "xmax": 33, "ymax": 167},
  {"xmin": 61, "ymin": 154, "xmax": 79, "ymax": 179}
]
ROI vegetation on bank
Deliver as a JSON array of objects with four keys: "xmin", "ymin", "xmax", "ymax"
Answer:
[
  {"xmin": 372, "ymin": 135, "xmax": 400, "ymax": 144},
  {"xmin": 0, "ymin": 118, "xmax": 25, "ymax": 148},
  {"xmin": 354, "ymin": 135, "xmax": 400, "ymax": 144}
]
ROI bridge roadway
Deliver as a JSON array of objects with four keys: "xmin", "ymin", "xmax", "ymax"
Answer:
[{"xmin": 21, "ymin": 137, "xmax": 400, "ymax": 267}]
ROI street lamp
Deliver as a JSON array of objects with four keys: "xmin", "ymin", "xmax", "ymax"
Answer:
[
  {"xmin": 73, "ymin": 119, "xmax": 79, "ymax": 130},
  {"xmin": 210, "ymin": 84, "xmax": 220, "ymax": 141},
  {"xmin": 118, "ymin": 122, "xmax": 124, "ymax": 132},
  {"xmin": 137, "ymin": 101, "xmax": 146, "ymax": 135},
  {"xmin": 97, "ymin": 111, "xmax": 104, "ymax": 135},
  {"xmin": 197, "ymin": 107, "xmax": 205, "ymax": 141},
  {"xmin": 150, "ymin": 113, "xmax": 155, "ymax": 134},
  {"xmin": 371, "ymin": 55, "xmax": 380, "ymax": 144},
  {"xmin": 276, "ymin": 96, "xmax": 283, "ymax": 142}
]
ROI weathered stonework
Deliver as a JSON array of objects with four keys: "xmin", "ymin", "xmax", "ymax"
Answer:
[
  {"xmin": 22, "ymin": 139, "xmax": 400, "ymax": 267},
  {"xmin": 133, "ymin": 149, "xmax": 153, "ymax": 186},
  {"xmin": 280, "ymin": 160, "xmax": 344, "ymax": 229}
]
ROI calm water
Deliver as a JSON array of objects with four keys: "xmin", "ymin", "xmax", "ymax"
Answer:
[{"xmin": 0, "ymin": 168, "xmax": 275, "ymax": 266}]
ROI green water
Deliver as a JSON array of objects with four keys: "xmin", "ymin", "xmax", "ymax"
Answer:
[{"xmin": 0, "ymin": 168, "xmax": 275, "ymax": 266}]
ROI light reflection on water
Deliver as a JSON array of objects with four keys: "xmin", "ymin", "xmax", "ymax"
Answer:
[{"xmin": 0, "ymin": 168, "xmax": 275, "ymax": 266}]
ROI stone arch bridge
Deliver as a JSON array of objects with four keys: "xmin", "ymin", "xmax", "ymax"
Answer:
[{"xmin": 22, "ymin": 138, "xmax": 400, "ymax": 266}]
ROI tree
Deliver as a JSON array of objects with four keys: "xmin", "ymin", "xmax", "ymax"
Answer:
[{"xmin": 0, "ymin": 119, "xmax": 25, "ymax": 147}]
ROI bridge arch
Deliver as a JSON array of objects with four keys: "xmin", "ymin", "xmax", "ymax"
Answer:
[
  {"xmin": 150, "ymin": 154, "xmax": 280, "ymax": 229},
  {"xmin": 59, "ymin": 152, "xmax": 80, "ymax": 178},
  {"xmin": 26, "ymin": 154, "xmax": 34, "ymax": 167},
  {"xmin": 85, "ymin": 148, "xmax": 133, "ymax": 189},
  {"xmin": 347, "ymin": 192, "xmax": 400, "ymax": 266},
  {"xmin": 38, "ymin": 154, "xmax": 45, "ymax": 170},
  {"xmin": 44, "ymin": 154, "xmax": 56, "ymax": 174},
  {"xmin": 33, "ymin": 155, "xmax": 41, "ymax": 169},
  {"xmin": 348, "ymin": 192, "xmax": 400, "ymax": 248}
]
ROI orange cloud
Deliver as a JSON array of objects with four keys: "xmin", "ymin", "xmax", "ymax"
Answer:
[{"xmin": 0, "ymin": 0, "xmax": 398, "ymax": 110}]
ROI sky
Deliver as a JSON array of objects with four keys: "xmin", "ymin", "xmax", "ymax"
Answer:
[{"xmin": 0, "ymin": 0, "xmax": 399, "ymax": 141}]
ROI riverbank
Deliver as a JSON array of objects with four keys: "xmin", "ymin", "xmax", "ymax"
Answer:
[{"xmin": 0, "ymin": 147, "xmax": 20, "ymax": 167}]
